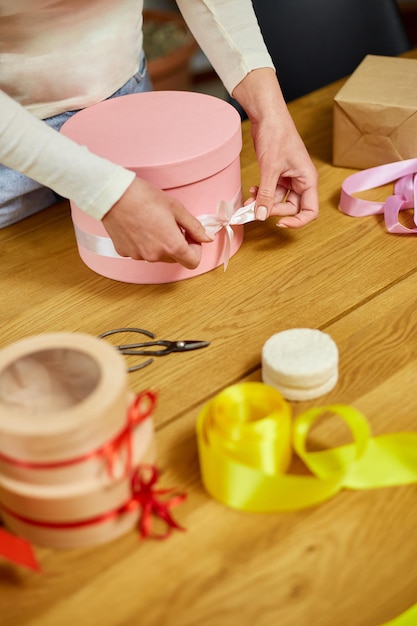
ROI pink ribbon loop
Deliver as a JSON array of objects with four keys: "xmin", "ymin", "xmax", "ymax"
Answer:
[
  {"xmin": 198, "ymin": 200, "xmax": 256, "ymax": 270},
  {"xmin": 339, "ymin": 158, "xmax": 417, "ymax": 234}
]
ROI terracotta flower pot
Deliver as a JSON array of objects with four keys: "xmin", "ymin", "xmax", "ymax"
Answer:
[{"xmin": 143, "ymin": 10, "xmax": 198, "ymax": 91}]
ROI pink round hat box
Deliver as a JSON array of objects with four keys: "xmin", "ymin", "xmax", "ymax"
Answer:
[{"xmin": 61, "ymin": 91, "xmax": 243, "ymax": 284}]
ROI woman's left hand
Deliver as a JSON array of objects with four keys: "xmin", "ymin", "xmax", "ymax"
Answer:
[{"xmin": 233, "ymin": 68, "xmax": 319, "ymax": 229}]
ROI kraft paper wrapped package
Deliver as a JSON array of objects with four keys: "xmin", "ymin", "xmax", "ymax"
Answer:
[
  {"xmin": 0, "ymin": 333, "xmax": 156, "ymax": 549},
  {"xmin": 61, "ymin": 91, "xmax": 243, "ymax": 284},
  {"xmin": 333, "ymin": 55, "xmax": 417, "ymax": 169}
]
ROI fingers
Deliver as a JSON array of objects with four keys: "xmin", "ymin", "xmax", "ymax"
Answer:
[
  {"xmin": 253, "ymin": 184, "xmax": 278, "ymax": 222},
  {"xmin": 277, "ymin": 185, "xmax": 319, "ymax": 228},
  {"xmin": 121, "ymin": 231, "xmax": 203, "ymax": 269},
  {"xmin": 276, "ymin": 208, "xmax": 317, "ymax": 229},
  {"xmin": 249, "ymin": 185, "xmax": 318, "ymax": 229},
  {"xmin": 152, "ymin": 240, "xmax": 202, "ymax": 269},
  {"xmin": 129, "ymin": 224, "xmax": 204, "ymax": 269},
  {"xmin": 174, "ymin": 205, "xmax": 215, "ymax": 245},
  {"xmin": 249, "ymin": 185, "xmax": 290, "ymax": 210},
  {"xmin": 167, "ymin": 205, "xmax": 213, "ymax": 268},
  {"xmin": 172, "ymin": 240, "xmax": 203, "ymax": 269},
  {"xmin": 102, "ymin": 178, "xmax": 215, "ymax": 269}
]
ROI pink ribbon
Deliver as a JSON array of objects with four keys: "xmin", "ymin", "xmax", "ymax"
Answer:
[
  {"xmin": 198, "ymin": 200, "xmax": 256, "ymax": 269},
  {"xmin": 339, "ymin": 158, "xmax": 417, "ymax": 234}
]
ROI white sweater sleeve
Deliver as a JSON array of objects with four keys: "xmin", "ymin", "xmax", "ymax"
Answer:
[
  {"xmin": 176, "ymin": 0, "xmax": 275, "ymax": 95},
  {"xmin": 0, "ymin": 89, "xmax": 135, "ymax": 220},
  {"xmin": 0, "ymin": 0, "xmax": 273, "ymax": 222}
]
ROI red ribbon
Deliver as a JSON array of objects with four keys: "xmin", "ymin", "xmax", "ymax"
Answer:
[
  {"xmin": 0, "ymin": 391, "xmax": 174, "ymax": 571},
  {"xmin": 99, "ymin": 391, "xmax": 157, "ymax": 478},
  {"xmin": 0, "ymin": 528, "xmax": 40, "ymax": 572},
  {"xmin": 0, "ymin": 465, "xmax": 186, "ymax": 570},
  {"xmin": 0, "ymin": 390, "xmax": 157, "ymax": 479},
  {"xmin": 129, "ymin": 464, "xmax": 187, "ymax": 540},
  {"xmin": 1, "ymin": 464, "xmax": 186, "ymax": 538}
]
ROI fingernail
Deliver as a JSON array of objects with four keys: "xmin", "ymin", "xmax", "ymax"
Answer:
[
  {"xmin": 256, "ymin": 206, "xmax": 268, "ymax": 221},
  {"xmin": 205, "ymin": 230, "xmax": 215, "ymax": 241},
  {"xmin": 276, "ymin": 222, "xmax": 288, "ymax": 228}
]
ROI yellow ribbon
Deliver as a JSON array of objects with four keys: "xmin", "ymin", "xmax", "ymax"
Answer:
[
  {"xmin": 196, "ymin": 382, "xmax": 417, "ymax": 625},
  {"xmin": 196, "ymin": 382, "xmax": 417, "ymax": 511},
  {"xmin": 382, "ymin": 603, "xmax": 417, "ymax": 626}
]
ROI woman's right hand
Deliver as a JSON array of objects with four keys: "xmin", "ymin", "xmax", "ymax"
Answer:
[{"xmin": 102, "ymin": 177, "xmax": 214, "ymax": 268}]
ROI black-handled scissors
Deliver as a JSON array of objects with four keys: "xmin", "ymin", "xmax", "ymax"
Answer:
[{"xmin": 98, "ymin": 327, "xmax": 210, "ymax": 372}]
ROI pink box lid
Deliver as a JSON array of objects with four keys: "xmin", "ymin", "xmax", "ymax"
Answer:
[{"xmin": 61, "ymin": 91, "xmax": 242, "ymax": 188}]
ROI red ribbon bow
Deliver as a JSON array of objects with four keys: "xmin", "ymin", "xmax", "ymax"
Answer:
[
  {"xmin": 0, "ymin": 391, "xmax": 186, "ymax": 571},
  {"xmin": 128, "ymin": 464, "xmax": 187, "ymax": 540}
]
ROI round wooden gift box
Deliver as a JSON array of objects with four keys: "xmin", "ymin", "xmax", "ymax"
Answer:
[
  {"xmin": 0, "ymin": 333, "xmax": 156, "ymax": 548},
  {"xmin": 61, "ymin": 91, "xmax": 243, "ymax": 284}
]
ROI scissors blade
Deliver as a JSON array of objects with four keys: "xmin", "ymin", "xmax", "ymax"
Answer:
[{"xmin": 173, "ymin": 340, "xmax": 210, "ymax": 352}]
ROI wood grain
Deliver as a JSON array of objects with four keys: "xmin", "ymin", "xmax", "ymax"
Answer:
[{"xmin": 1, "ymin": 50, "xmax": 417, "ymax": 626}]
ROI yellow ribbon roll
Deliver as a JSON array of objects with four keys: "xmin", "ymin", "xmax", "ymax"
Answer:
[
  {"xmin": 382, "ymin": 603, "xmax": 417, "ymax": 626},
  {"xmin": 196, "ymin": 382, "xmax": 417, "ymax": 512},
  {"xmin": 197, "ymin": 382, "xmax": 417, "ymax": 626}
]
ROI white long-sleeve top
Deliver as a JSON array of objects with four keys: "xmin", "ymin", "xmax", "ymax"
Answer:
[{"xmin": 0, "ymin": 0, "xmax": 274, "ymax": 220}]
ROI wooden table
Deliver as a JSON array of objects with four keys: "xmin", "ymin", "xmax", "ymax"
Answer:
[{"xmin": 1, "ymin": 51, "xmax": 417, "ymax": 626}]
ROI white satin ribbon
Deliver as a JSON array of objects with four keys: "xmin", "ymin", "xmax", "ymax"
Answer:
[
  {"xmin": 198, "ymin": 200, "xmax": 256, "ymax": 270},
  {"xmin": 74, "ymin": 199, "xmax": 257, "ymax": 271},
  {"xmin": 74, "ymin": 225, "xmax": 121, "ymax": 258}
]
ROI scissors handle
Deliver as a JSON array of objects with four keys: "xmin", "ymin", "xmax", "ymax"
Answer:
[
  {"xmin": 117, "ymin": 340, "xmax": 173, "ymax": 356},
  {"xmin": 98, "ymin": 328, "xmax": 158, "ymax": 369},
  {"xmin": 98, "ymin": 327, "xmax": 155, "ymax": 340}
]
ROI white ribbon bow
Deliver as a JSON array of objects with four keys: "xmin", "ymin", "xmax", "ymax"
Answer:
[
  {"xmin": 198, "ymin": 200, "xmax": 256, "ymax": 270},
  {"xmin": 74, "ymin": 200, "xmax": 257, "ymax": 271}
]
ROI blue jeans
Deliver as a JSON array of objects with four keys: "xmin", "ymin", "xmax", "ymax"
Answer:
[{"xmin": 0, "ymin": 52, "xmax": 152, "ymax": 228}]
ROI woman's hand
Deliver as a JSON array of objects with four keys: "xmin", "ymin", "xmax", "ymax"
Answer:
[
  {"xmin": 233, "ymin": 68, "xmax": 319, "ymax": 228},
  {"xmin": 102, "ymin": 177, "xmax": 214, "ymax": 268}
]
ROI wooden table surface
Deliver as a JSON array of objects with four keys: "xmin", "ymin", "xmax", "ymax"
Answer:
[{"xmin": 1, "ymin": 51, "xmax": 417, "ymax": 626}]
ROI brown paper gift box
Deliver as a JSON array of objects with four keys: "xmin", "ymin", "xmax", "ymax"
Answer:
[{"xmin": 333, "ymin": 55, "xmax": 417, "ymax": 169}]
